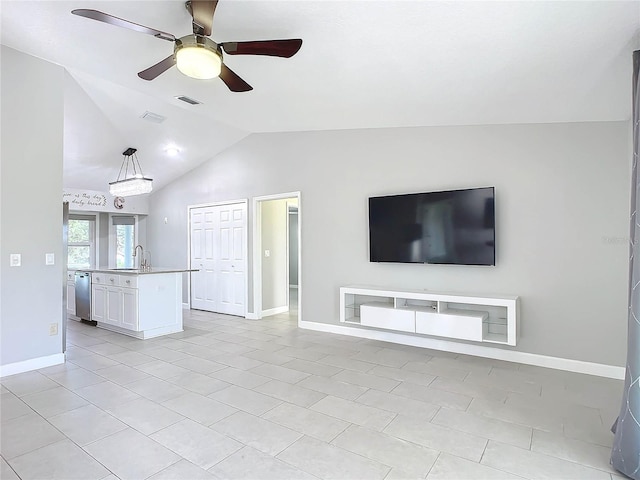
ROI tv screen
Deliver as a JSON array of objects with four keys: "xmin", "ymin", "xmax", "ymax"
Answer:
[{"xmin": 369, "ymin": 187, "xmax": 495, "ymax": 266}]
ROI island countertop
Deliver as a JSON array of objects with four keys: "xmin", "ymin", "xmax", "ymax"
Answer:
[{"xmin": 85, "ymin": 267, "xmax": 198, "ymax": 275}]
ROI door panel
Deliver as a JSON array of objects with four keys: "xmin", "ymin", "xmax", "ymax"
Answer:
[
  {"xmin": 122, "ymin": 289, "xmax": 138, "ymax": 330},
  {"xmin": 220, "ymin": 228, "xmax": 230, "ymax": 259},
  {"xmin": 67, "ymin": 283, "xmax": 76, "ymax": 315},
  {"xmin": 233, "ymin": 271, "xmax": 245, "ymax": 308},
  {"xmin": 218, "ymin": 204, "xmax": 246, "ymax": 316},
  {"xmin": 233, "ymin": 227, "xmax": 243, "ymax": 259},
  {"xmin": 205, "ymin": 228, "xmax": 214, "ymax": 259},
  {"xmin": 106, "ymin": 287, "xmax": 121, "ymax": 326},
  {"xmin": 190, "ymin": 202, "xmax": 246, "ymax": 316},
  {"xmin": 92, "ymin": 285, "xmax": 107, "ymax": 322}
]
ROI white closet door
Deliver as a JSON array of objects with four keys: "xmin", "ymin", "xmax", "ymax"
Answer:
[
  {"xmin": 216, "ymin": 203, "xmax": 247, "ymax": 316},
  {"xmin": 190, "ymin": 207, "xmax": 217, "ymax": 312},
  {"xmin": 190, "ymin": 202, "xmax": 246, "ymax": 316}
]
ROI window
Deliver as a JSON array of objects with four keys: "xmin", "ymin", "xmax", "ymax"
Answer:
[
  {"xmin": 112, "ymin": 216, "xmax": 136, "ymax": 268},
  {"xmin": 68, "ymin": 215, "xmax": 96, "ymax": 269}
]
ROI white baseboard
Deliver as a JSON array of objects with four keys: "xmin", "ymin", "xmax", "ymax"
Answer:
[
  {"xmin": 182, "ymin": 302, "xmax": 189, "ymax": 309},
  {"xmin": 299, "ymin": 321, "xmax": 625, "ymax": 380},
  {"xmin": 0, "ymin": 353, "xmax": 65, "ymax": 378},
  {"xmin": 245, "ymin": 312, "xmax": 260, "ymax": 320},
  {"xmin": 97, "ymin": 322, "xmax": 183, "ymax": 340},
  {"xmin": 262, "ymin": 306, "xmax": 289, "ymax": 317}
]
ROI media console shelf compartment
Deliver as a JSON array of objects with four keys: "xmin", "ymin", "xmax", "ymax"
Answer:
[{"xmin": 340, "ymin": 285, "xmax": 518, "ymax": 346}]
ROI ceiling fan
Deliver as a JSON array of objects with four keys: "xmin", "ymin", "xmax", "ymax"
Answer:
[{"xmin": 71, "ymin": 0, "xmax": 303, "ymax": 92}]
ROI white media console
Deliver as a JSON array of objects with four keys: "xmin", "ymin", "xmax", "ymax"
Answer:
[{"xmin": 340, "ymin": 285, "xmax": 518, "ymax": 346}]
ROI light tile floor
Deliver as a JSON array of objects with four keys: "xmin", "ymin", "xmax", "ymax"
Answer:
[{"xmin": 0, "ymin": 308, "xmax": 628, "ymax": 480}]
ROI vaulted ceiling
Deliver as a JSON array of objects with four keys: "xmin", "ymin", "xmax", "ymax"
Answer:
[{"xmin": 1, "ymin": 1, "xmax": 638, "ymax": 192}]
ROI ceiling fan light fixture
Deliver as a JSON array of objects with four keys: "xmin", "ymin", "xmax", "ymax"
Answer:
[{"xmin": 175, "ymin": 36, "xmax": 222, "ymax": 80}]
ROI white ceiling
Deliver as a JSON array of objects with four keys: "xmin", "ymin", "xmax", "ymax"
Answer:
[{"xmin": 1, "ymin": 1, "xmax": 639, "ymax": 192}]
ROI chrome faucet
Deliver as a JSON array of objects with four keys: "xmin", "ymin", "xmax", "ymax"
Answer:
[{"xmin": 133, "ymin": 244, "xmax": 149, "ymax": 270}]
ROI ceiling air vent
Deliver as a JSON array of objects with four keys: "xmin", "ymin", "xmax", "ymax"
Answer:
[
  {"xmin": 175, "ymin": 95, "xmax": 202, "ymax": 105},
  {"xmin": 140, "ymin": 111, "xmax": 166, "ymax": 124}
]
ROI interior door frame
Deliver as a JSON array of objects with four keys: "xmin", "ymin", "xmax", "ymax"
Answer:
[
  {"xmin": 252, "ymin": 191, "xmax": 301, "ymax": 322},
  {"xmin": 187, "ymin": 199, "xmax": 249, "ymax": 314}
]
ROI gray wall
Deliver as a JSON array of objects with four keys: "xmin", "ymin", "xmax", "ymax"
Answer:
[
  {"xmin": 1, "ymin": 47, "xmax": 65, "ymax": 367},
  {"xmin": 148, "ymin": 121, "xmax": 630, "ymax": 366},
  {"xmin": 98, "ymin": 212, "xmax": 109, "ymax": 266}
]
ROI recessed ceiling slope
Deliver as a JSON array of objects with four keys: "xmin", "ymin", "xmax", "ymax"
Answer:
[
  {"xmin": 63, "ymin": 69, "xmax": 249, "ymax": 191},
  {"xmin": 1, "ymin": 1, "xmax": 639, "ymax": 193},
  {"xmin": 2, "ymin": 1, "xmax": 638, "ymax": 132}
]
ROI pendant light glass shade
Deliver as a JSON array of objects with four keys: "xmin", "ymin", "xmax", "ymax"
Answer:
[
  {"xmin": 109, "ymin": 148, "xmax": 153, "ymax": 197},
  {"xmin": 109, "ymin": 176, "xmax": 153, "ymax": 196}
]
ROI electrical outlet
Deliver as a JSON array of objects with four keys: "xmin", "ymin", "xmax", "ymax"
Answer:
[
  {"xmin": 10, "ymin": 254, "xmax": 21, "ymax": 267},
  {"xmin": 45, "ymin": 253, "xmax": 55, "ymax": 265},
  {"xmin": 49, "ymin": 323, "xmax": 58, "ymax": 336}
]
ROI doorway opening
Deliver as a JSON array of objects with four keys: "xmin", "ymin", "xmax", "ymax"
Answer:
[{"xmin": 253, "ymin": 192, "xmax": 301, "ymax": 323}]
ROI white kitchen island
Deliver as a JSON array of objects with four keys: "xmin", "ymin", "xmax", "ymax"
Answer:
[{"xmin": 88, "ymin": 268, "xmax": 192, "ymax": 339}]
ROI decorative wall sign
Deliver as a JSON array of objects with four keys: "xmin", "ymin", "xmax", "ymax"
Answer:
[
  {"xmin": 62, "ymin": 191, "xmax": 107, "ymax": 209},
  {"xmin": 62, "ymin": 188, "xmax": 148, "ymax": 214}
]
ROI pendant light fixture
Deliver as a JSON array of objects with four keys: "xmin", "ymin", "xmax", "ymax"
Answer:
[{"xmin": 109, "ymin": 147, "xmax": 153, "ymax": 197}]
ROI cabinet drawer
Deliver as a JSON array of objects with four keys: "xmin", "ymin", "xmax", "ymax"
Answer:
[
  {"xmin": 415, "ymin": 309, "xmax": 486, "ymax": 342},
  {"xmin": 360, "ymin": 303, "xmax": 415, "ymax": 333},
  {"xmin": 92, "ymin": 273, "xmax": 121, "ymax": 286},
  {"xmin": 92, "ymin": 274, "xmax": 119, "ymax": 285},
  {"xmin": 120, "ymin": 275, "xmax": 138, "ymax": 288}
]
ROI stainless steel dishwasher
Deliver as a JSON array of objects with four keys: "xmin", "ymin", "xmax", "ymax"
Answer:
[{"xmin": 75, "ymin": 271, "xmax": 92, "ymax": 321}]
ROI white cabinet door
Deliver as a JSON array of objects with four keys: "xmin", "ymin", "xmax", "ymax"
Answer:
[
  {"xmin": 360, "ymin": 304, "xmax": 416, "ymax": 332},
  {"xmin": 415, "ymin": 309, "xmax": 485, "ymax": 342},
  {"xmin": 105, "ymin": 287, "xmax": 122, "ymax": 326},
  {"xmin": 121, "ymin": 288, "xmax": 138, "ymax": 330},
  {"xmin": 93, "ymin": 275, "xmax": 140, "ymax": 332},
  {"xmin": 92, "ymin": 285, "xmax": 107, "ymax": 322},
  {"xmin": 67, "ymin": 282, "xmax": 76, "ymax": 316}
]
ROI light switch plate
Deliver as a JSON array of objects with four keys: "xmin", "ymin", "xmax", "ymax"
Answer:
[
  {"xmin": 45, "ymin": 253, "xmax": 55, "ymax": 265},
  {"xmin": 10, "ymin": 254, "xmax": 21, "ymax": 267}
]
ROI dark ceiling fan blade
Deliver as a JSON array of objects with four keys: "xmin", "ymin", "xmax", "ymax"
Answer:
[
  {"xmin": 189, "ymin": 0, "xmax": 218, "ymax": 36},
  {"xmin": 71, "ymin": 9, "xmax": 175, "ymax": 42},
  {"xmin": 221, "ymin": 39, "xmax": 302, "ymax": 58},
  {"xmin": 138, "ymin": 55, "xmax": 176, "ymax": 81},
  {"xmin": 219, "ymin": 64, "xmax": 253, "ymax": 92}
]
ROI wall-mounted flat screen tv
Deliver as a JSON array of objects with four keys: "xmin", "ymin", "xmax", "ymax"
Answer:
[{"xmin": 369, "ymin": 187, "xmax": 495, "ymax": 266}]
